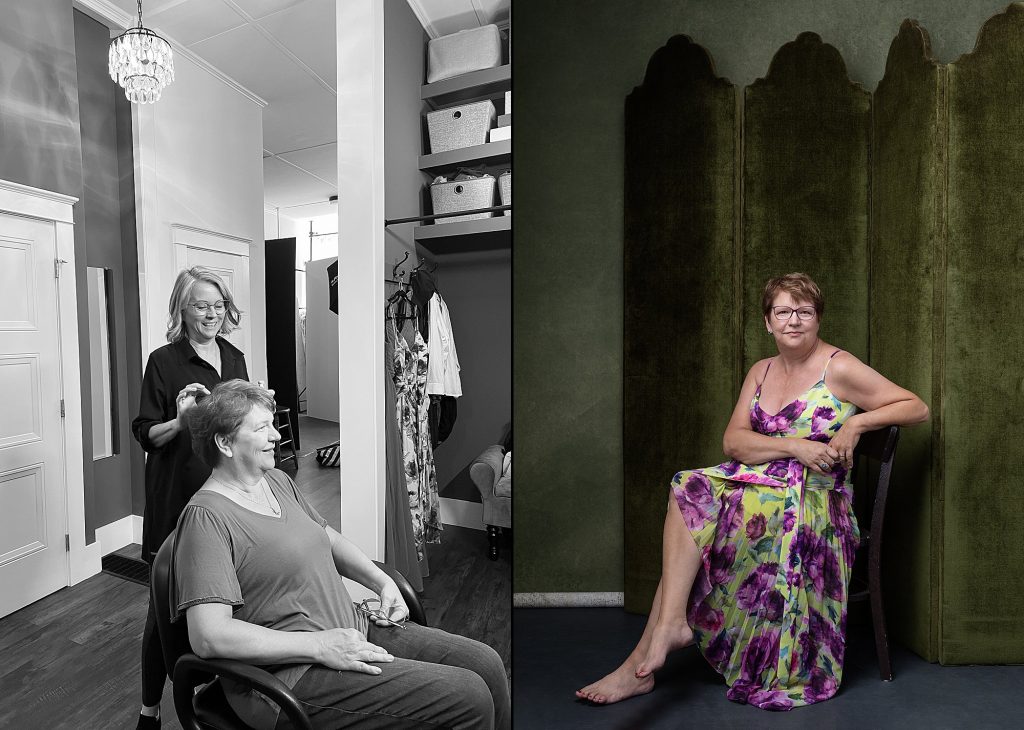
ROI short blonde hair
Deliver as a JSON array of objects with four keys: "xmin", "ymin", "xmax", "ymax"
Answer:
[
  {"xmin": 761, "ymin": 273, "xmax": 824, "ymax": 318},
  {"xmin": 165, "ymin": 267, "xmax": 243, "ymax": 343}
]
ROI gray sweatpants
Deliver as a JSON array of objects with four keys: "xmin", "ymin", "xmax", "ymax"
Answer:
[{"xmin": 274, "ymin": 622, "xmax": 510, "ymax": 729}]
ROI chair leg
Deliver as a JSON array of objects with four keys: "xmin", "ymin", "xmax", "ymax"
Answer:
[
  {"xmin": 487, "ymin": 525, "xmax": 500, "ymax": 561},
  {"xmin": 868, "ymin": 552, "xmax": 893, "ymax": 680}
]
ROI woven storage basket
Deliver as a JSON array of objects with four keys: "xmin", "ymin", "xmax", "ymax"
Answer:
[
  {"xmin": 426, "ymin": 24, "xmax": 502, "ymax": 83},
  {"xmin": 430, "ymin": 175, "xmax": 496, "ymax": 224},
  {"xmin": 427, "ymin": 100, "xmax": 495, "ymax": 154},
  {"xmin": 498, "ymin": 171, "xmax": 511, "ymax": 215}
]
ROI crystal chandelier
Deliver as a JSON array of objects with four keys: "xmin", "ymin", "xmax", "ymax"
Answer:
[{"xmin": 108, "ymin": 0, "xmax": 174, "ymax": 104}]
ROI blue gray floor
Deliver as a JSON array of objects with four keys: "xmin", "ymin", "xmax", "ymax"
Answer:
[{"xmin": 513, "ymin": 607, "xmax": 1024, "ymax": 729}]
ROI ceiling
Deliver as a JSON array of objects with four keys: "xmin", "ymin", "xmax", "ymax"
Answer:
[{"xmin": 104, "ymin": 0, "xmax": 510, "ymax": 222}]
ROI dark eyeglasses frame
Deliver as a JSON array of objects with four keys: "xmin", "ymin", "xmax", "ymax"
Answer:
[
  {"xmin": 355, "ymin": 597, "xmax": 406, "ymax": 628},
  {"xmin": 188, "ymin": 300, "xmax": 227, "ymax": 314}
]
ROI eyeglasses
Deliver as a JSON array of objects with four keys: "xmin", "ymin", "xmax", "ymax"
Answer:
[
  {"xmin": 772, "ymin": 306, "xmax": 816, "ymax": 321},
  {"xmin": 355, "ymin": 597, "xmax": 406, "ymax": 628},
  {"xmin": 188, "ymin": 300, "xmax": 227, "ymax": 315}
]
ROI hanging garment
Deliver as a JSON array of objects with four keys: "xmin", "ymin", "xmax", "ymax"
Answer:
[
  {"xmin": 391, "ymin": 316, "xmax": 442, "ymax": 563},
  {"xmin": 384, "ymin": 321, "xmax": 425, "ymax": 590},
  {"xmin": 425, "ymin": 292, "xmax": 462, "ymax": 397},
  {"xmin": 672, "ymin": 351, "xmax": 858, "ymax": 710},
  {"xmin": 409, "ymin": 268, "xmax": 437, "ymax": 342}
]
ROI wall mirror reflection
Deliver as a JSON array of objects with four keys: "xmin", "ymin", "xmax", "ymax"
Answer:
[{"xmin": 87, "ymin": 266, "xmax": 117, "ymax": 460}]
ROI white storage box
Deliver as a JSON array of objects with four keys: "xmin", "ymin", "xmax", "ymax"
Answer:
[
  {"xmin": 489, "ymin": 126, "xmax": 511, "ymax": 142},
  {"xmin": 427, "ymin": 25, "xmax": 502, "ymax": 83},
  {"xmin": 498, "ymin": 171, "xmax": 511, "ymax": 216},
  {"xmin": 427, "ymin": 100, "xmax": 495, "ymax": 154},
  {"xmin": 431, "ymin": 175, "xmax": 496, "ymax": 224}
]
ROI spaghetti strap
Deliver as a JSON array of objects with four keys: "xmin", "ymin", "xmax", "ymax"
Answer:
[
  {"xmin": 821, "ymin": 350, "xmax": 843, "ymax": 380},
  {"xmin": 755, "ymin": 360, "xmax": 773, "ymax": 394}
]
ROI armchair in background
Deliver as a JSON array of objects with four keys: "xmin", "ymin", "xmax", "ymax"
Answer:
[{"xmin": 470, "ymin": 445, "xmax": 511, "ymax": 560}]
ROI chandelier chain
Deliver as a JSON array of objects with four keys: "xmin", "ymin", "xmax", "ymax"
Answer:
[{"xmin": 137, "ymin": 0, "xmax": 144, "ymax": 28}]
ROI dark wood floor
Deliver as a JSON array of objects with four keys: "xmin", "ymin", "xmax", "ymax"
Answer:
[{"xmin": 0, "ymin": 421, "xmax": 510, "ymax": 729}]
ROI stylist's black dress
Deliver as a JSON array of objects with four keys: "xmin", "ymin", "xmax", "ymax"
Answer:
[{"xmin": 131, "ymin": 336, "xmax": 248, "ymax": 563}]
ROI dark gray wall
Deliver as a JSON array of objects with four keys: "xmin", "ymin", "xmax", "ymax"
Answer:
[
  {"xmin": 515, "ymin": 0, "xmax": 1013, "ymax": 594},
  {"xmin": 434, "ymin": 252, "xmax": 512, "ymax": 503},
  {"xmin": 0, "ymin": 0, "xmax": 84, "ymax": 198},
  {"xmin": 74, "ymin": 9, "xmax": 140, "ymax": 534},
  {"xmin": 384, "ymin": 0, "xmax": 430, "ymax": 266}
]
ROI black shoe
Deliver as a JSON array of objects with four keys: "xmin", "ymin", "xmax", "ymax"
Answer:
[{"xmin": 135, "ymin": 713, "xmax": 160, "ymax": 730}]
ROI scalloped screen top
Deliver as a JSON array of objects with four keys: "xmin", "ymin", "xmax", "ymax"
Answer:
[{"xmin": 633, "ymin": 34, "xmax": 733, "ymax": 94}]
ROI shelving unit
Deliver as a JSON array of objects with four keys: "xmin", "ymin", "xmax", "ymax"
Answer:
[
  {"xmin": 419, "ymin": 139, "xmax": 510, "ymax": 172},
  {"xmin": 421, "ymin": 64, "xmax": 510, "ymax": 108},
  {"xmin": 416, "ymin": 61, "xmax": 511, "ymax": 254},
  {"xmin": 414, "ymin": 216, "xmax": 511, "ymax": 255}
]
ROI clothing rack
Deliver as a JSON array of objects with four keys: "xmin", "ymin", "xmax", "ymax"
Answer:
[{"xmin": 384, "ymin": 204, "xmax": 510, "ymax": 227}]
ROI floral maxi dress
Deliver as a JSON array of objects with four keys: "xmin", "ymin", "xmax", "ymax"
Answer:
[{"xmin": 671, "ymin": 352, "xmax": 858, "ymax": 710}]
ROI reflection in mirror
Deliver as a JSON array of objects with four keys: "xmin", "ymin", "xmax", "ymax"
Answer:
[{"xmin": 87, "ymin": 267, "xmax": 116, "ymax": 459}]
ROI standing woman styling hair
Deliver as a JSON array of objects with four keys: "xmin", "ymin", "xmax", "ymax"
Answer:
[{"xmin": 131, "ymin": 266, "xmax": 250, "ymax": 729}]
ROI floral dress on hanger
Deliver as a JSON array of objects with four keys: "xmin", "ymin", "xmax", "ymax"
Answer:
[{"xmin": 390, "ymin": 309, "xmax": 442, "ymax": 561}]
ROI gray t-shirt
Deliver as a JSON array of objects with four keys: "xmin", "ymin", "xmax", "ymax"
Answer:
[{"xmin": 171, "ymin": 468, "xmax": 367, "ymax": 728}]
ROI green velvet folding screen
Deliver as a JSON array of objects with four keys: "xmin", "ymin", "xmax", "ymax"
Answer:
[
  {"xmin": 623, "ymin": 37, "xmax": 738, "ymax": 612},
  {"xmin": 624, "ymin": 5, "xmax": 1024, "ymax": 664}
]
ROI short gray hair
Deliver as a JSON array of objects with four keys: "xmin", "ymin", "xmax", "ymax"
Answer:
[{"xmin": 185, "ymin": 379, "xmax": 276, "ymax": 468}]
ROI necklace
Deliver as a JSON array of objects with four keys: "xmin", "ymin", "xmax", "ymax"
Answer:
[{"xmin": 210, "ymin": 475, "xmax": 280, "ymax": 516}]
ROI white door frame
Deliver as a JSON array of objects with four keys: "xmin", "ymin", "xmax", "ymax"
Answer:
[{"xmin": 0, "ymin": 178, "xmax": 98, "ymax": 586}]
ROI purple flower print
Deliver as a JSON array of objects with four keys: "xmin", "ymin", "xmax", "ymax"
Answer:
[
  {"xmin": 798, "ymin": 628, "xmax": 820, "ymax": 675},
  {"xmin": 782, "ymin": 510, "xmax": 796, "ymax": 534},
  {"xmin": 748, "ymin": 688, "xmax": 795, "ymax": 711},
  {"xmin": 720, "ymin": 459, "xmax": 741, "ymax": 476},
  {"xmin": 709, "ymin": 544, "xmax": 737, "ymax": 585},
  {"xmin": 828, "ymin": 495, "xmax": 859, "ymax": 565},
  {"xmin": 786, "ymin": 566, "xmax": 803, "ymax": 588},
  {"xmin": 803, "ymin": 667, "xmax": 838, "ymax": 703},
  {"xmin": 759, "ymin": 399, "xmax": 807, "ymax": 434},
  {"xmin": 786, "ymin": 459, "xmax": 804, "ymax": 486},
  {"xmin": 691, "ymin": 601, "xmax": 724, "ymax": 632},
  {"xmin": 762, "ymin": 589, "xmax": 785, "ymax": 622},
  {"xmin": 764, "ymin": 459, "xmax": 789, "ymax": 480},
  {"xmin": 704, "ymin": 629, "xmax": 734, "ymax": 666},
  {"xmin": 673, "ymin": 473, "xmax": 714, "ymax": 530},
  {"xmin": 736, "ymin": 562, "xmax": 779, "ymax": 612},
  {"xmin": 811, "ymin": 406, "xmax": 835, "ymax": 434},
  {"xmin": 719, "ymin": 489, "xmax": 745, "ymax": 538},
  {"xmin": 791, "ymin": 526, "xmax": 843, "ymax": 600},
  {"xmin": 808, "ymin": 609, "xmax": 845, "ymax": 663},
  {"xmin": 745, "ymin": 513, "xmax": 767, "ymax": 540},
  {"xmin": 738, "ymin": 630, "xmax": 780, "ymax": 686}
]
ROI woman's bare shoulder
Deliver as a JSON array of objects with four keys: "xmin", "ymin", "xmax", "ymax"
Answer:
[{"xmin": 746, "ymin": 356, "xmax": 774, "ymax": 382}]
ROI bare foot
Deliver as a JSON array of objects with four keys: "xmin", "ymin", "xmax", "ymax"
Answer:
[
  {"xmin": 576, "ymin": 661, "xmax": 655, "ymax": 704},
  {"xmin": 634, "ymin": 620, "xmax": 693, "ymax": 678}
]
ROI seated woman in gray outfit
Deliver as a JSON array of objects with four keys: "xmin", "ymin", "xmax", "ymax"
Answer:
[{"xmin": 171, "ymin": 379, "xmax": 510, "ymax": 730}]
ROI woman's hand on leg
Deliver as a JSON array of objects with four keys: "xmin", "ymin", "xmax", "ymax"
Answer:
[{"xmin": 316, "ymin": 628, "xmax": 394, "ymax": 674}]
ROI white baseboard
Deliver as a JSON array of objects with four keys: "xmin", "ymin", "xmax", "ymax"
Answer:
[
  {"xmin": 439, "ymin": 497, "xmax": 484, "ymax": 531},
  {"xmin": 514, "ymin": 592, "xmax": 624, "ymax": 608},
  {"xmin": 95, "ymin": 514, "xmax": 142, "ymax": 556}
]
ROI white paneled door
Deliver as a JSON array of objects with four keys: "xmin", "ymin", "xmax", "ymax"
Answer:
[{"xmin": 0, "ymin": 212, "xmax": 69, "ymax": 618}]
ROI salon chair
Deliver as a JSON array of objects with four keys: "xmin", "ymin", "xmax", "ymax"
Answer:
[
  {"xmin": 849, "ymin": 425, "xmax": 901, "ymax": 681},
  {"xmin": 151, "ymin": 531, "xmax": 427, "ymax": 729}
]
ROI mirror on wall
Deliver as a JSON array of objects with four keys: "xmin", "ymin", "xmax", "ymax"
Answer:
[{"xmin": 86, "ymin": 266, "xmax": 116, "ymax": 460}]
